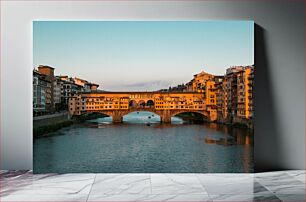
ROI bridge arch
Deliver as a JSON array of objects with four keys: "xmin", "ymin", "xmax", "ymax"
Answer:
[
  {"xmin": 121, "ymin": 108, "xmax": 162, "ymax": 117},
  {"xmin": 77, "ymin": 111, "xmax": 112, "ymax": 121},
  {"xmin": 122, "ymin": 110, "xmax": 161, "ymax": 122},
  {"xmin": 77, "ymin": 110, "xmax": 210, "ymax": 123},
  {"xmin": 138, "ymin": 100, "xmax": 146, "ymax": 107},
  {"xmin": 129, "ymin": 100, "xmax": 137, "ymax": 107},
  {"xmin": 171, "ymin": 111, "xmax": 209, "ymax": 122},
  {"xmin": 146, "ymin": 100, "xmax": 154, "ymax": 107}
]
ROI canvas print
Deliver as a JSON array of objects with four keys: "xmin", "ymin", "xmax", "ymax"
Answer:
[{"xmin": 33, "ymin": 21, "xmax": 254, "ymax": 173}]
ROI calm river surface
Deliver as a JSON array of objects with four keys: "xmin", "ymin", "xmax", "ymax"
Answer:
[{"xmin": 34, "ymin": 112, "xmax": 253, "ymax": 173}]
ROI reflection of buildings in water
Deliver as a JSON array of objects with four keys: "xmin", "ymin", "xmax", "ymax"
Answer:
[
  {"xmin": 88, "ymin": 114, "xmax": 254, "ymax": 146},
  {"xmin": 204, "ymin": 137, "xmax": 236, "ymax": 146},
  {"xmin": 204, "ymin": 134, "xmax": 252, "ymax": 146},
  {"xmin": 245, "ymin": 135, "xmax": 251, "ymax": 145},
  {"xmin": 152, "ymin": 123, "xmax": 178, "ymax": 129},
  {"xmin": 243, "ymin": 140, "xmax": 253, "ymax": 172},
  {"xmin": 208, "ymin": 123, "xmax": 218, "ymax": 130},
  {"xmin": 203, "ymin": 125, "xmax": 254, "ymax": 170},
  {"xmin": 204, "ymin": 120, "xmax": 252, "ymax": 146},
  {"xmin": 236, "ymin": 134, "xmax": 244, "ymax": 145},
  {"xmin": 204, "ymin": 122, "xmax": 231, "ymax": 135},
  {"xmin": 205, "ymin": 122, "xmax": 253, "ymax": 141},
  {"xmin": 223, "ymin": 126, "xmax": 229, "ymax": 134},
  {"xmin": 231, "ymin": 127, "xmax": 253, "ymax": 145}
]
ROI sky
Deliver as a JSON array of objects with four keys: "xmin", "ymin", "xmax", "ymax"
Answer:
[{"xmin": 33, "ymin": 21, "xmax": 254, "ymax": 91}]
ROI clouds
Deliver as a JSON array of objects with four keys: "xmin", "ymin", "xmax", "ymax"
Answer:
[{"xmin": 102, "ymin": 80, "xmax": 173, "ymax": 91}]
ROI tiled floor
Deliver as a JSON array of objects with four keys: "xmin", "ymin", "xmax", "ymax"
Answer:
[{"xmin": 0, "ymin": 170, "xmax": 305, "ymax": 202}]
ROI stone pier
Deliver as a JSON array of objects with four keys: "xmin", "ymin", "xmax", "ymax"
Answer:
[
  {"xmin": 112, "ymin": 111, "xmax": 124, "ymax": 123},
  {"xmin": 160, "ymin": 110, "xmax": 171, "ymax": 123}
]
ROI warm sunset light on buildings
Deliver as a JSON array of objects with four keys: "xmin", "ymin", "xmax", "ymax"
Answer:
[{"xmin": 64, "ymin": 65, "xmax": 254, "ymax": 127}]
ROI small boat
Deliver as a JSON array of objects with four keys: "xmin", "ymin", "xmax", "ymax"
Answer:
[
  {"xmin": 204, "ymin": 138, "xmax": 217, "ymax": 144},
  {"xmin": 97, "ymin": 124, "xmax": 106, "ymax": 129}
]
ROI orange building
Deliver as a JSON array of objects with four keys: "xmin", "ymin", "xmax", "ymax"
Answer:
[
  {"xmin": 184, "ymin": 66, "xmax": 254, "ymax": 124},
  {"xmin": 69, "ymin": 92, "xmax": 206, "ymax": 115},
  {"xmin": 190, "ymin": 71, "xmax": 215, "ymax": 92},
  {"xmin": 237, "ymin": 66, "xmax": 254, "ymax": 119},
  {"xmin": 68, "ymin": 66, "xmax": 254, "ymax": 125},
  {"xmin": 37, "ymin": 65, "xmax": 55, "ymax": 112}
]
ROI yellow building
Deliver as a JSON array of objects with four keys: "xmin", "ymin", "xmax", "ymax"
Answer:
[
  {"xmin": 69, "ymin": 66, "xmax": 254, "ymax": 124},
  {"xmin": 185, "ymin": 66, "xmax": 255, "ymax": 123},
  {"xmin": 215, "ymin": 78, "xmax": 225, "ymax": 122},
  {"xmin": 221, "ymin": 77, "xmax": 230, "ymax": 121},
  {"xmin": 203, "ymin": 80, "xmax": 215, "ymax": 119},
  {"xmin": 37, "ymin": 65, "xmax": 55, "ymax": 112},
  {"xmin": 237, "ymin": 70, "xmax": 246, "ymax": 118},
  {"xmin": 69, "ymin": 92, "xmax": 210, "ymax": 122},
  {"xmin": 246, "ymin": 66, "xmax": 254, "ymax": 118},
  {"xmin": 190, "ymin": 71, "xmax": 214, "ymax": 92},
  {"xmin": 236, "ymin": 66, "xmax": 254, "ymax": 119},
  {"xmin": 69, "ymin": 92, "xmax": 206, "ymax": 114},
  {"xmin": 181, "ymin": 71, "xmax": 217, "ymax": 121}
]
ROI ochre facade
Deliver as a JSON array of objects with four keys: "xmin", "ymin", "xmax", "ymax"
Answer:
[
  {"xmin": 69, "ymin": 92, "xmax": 211, "ymax": 123},
  {"xmin": 183, "ymin": 66, "xmax": 254, "ymax": 124},
  {"xmin": 237, "ymin": 67, "xmax": 253, "ymax": 119},
  {"xmin": 68, "ymin": 66, "xmax": 254, "ymax": 125}
]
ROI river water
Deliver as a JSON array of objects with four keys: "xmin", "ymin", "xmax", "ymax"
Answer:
[{"xmin": 34, "ymin": 111, "xmax": 253, "ymax": 173}]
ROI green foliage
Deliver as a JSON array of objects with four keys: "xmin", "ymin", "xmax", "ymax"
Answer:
[{"xmin": 33, "ymin": 120, "xmax": 74, "ymax": 138}]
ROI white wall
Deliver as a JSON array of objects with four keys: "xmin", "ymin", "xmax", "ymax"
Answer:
[{"xmin": 1, "ymin": 0, "xmax": 304, "ymax": 170}]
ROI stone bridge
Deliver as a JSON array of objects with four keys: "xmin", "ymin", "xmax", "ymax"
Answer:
[
  {"xmin": 69, "ymin": 92, "xmax": 213, "ymax": 123},
  {"xmin": 82, "ymin": 107, "xmax": 210, "ymax": 123}
]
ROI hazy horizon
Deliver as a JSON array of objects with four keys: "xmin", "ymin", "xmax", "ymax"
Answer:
[{"xmin": 33, "ymin": 21, "xmax": 254, "ymax": 91}]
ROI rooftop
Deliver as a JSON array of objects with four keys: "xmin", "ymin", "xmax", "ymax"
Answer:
[{"xmin": 38, "ymin": 65, "xmax": 55, "ymax": 69}]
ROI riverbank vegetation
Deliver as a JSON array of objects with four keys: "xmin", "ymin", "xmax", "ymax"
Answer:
[
  {"xmin": 175, "ymin": 112, "xmax": 253, "ymax": 129},
  {"xmin": 34, "ymin": 112, "xmax": 109, "ymax": 138},
  {"xmin": 33, "ymin": 120, "xmax": 74, "ymax": 138}
]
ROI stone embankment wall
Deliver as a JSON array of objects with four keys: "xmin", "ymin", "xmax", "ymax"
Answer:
[
  {"xmin": 33, "ymin": 112, "xmax": 70, "ymax": 127},
  {"xmin": 33, "ymin": 112, "xmax": 73, "ymax": 137}
]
